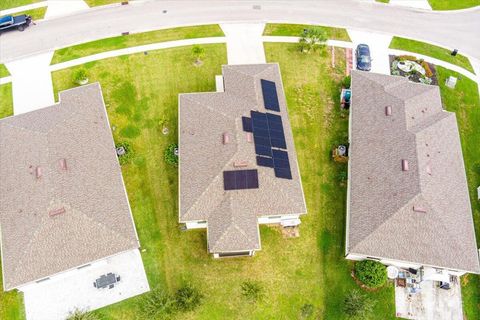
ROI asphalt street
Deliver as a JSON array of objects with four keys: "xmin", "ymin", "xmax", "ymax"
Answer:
[{"xmin": 0, "ymin": 0, "xmax": 479, "ymax": 62}]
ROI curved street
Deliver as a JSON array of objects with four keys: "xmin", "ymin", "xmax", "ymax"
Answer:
[{"xmin": 0, "ymin": 0, "xmax": 479, "ymax": 63}]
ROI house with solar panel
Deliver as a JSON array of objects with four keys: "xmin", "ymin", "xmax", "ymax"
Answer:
[
  {"xmin": 178, "ymin": 64, "xmax": 306, "ymax": 258},
  {"xmin": 346, "ymin": 71, "xmax": 480, "ymax": 277}
]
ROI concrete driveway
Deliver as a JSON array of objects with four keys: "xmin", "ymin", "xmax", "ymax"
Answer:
[
  {"xmin": 348, "ymin": 30, "xmax": 393, "ymax": 74},
  {"xmin": 21, "ymin": 249, "xmax": 149, "ymax": 320},
  {"xmin": 0, "ymin": 1, "xmax": 479, "ymax": 63}
]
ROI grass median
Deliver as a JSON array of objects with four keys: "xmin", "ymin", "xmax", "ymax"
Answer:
[
  {"xmin": 50, "ymin": 24, "xmax": 224, "ymax": 65},
  {"xmin": 389, "ymin": 37, "xmax": 475, "ymax": 73},
  {"xmin": 263, "ymin": 23, "xmax": 351, "ymax": 41}
]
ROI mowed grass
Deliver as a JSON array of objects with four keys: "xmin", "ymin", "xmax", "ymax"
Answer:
[
  {"xmin": 84, "ymin": 0, "xmax": 120, "ymax": 7},
  {"xmin": 428, "ymin": 0, "xmax": 479, "ymax": 10},
  {"xmin": 389, "ymin": 37, "xmax": 475, "ymax": 73},
  {"xmin": 0, "ymin": 0, "xmax": 39, "ymax": 10},
  {"xmin": 15, "ymin": 6, "xmax": 47, "ymax": 20},
  {"xmin": 51, "ymin": 42, "xmax": 395, "ymax": 319},
  {"xmin": 436, "ymin": 66, "xmax": 480, "ymax": 320},
  {"xmin": 0, "ymin": 65, "xmax": 10, "ymax": 78},
  {"xmin": 51, "ymin": 25, "xmax": 225, "ymax": 64},
  {"xmin": 0, "ymin": 84, "xmax": 22, "ymax": 320},
  {"xmin": 263, "ymin": 23, "xmax": 351, "ymax": 41}
]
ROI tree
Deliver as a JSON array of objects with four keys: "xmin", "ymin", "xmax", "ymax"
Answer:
[
  {"xmin": 298, "ymin": 27, "xmax": 327, "ymax": 53},
  {"xmin": 241, "ymin": 280, "xmax": 264, "ymax": 302},
  {"xmin": 174, "ymin": 284, "xmax": 203, "ymax": 311},
  {"xmin": 355, "ymin": 260, "xmax": 387, "ymax": 288},
  {"xmin": 73, "ymin": 69, "xmax": 88, "ymax": 85},
  {"xmin": 343, "ymin": 290, "xmax": 374, "ymax": 319},
  {"xmin": 192, "ymin": 45, "xmax": 205, "ymax": 64}
]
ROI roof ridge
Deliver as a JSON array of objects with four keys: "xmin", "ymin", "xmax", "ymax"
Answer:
[{"xmin": 182, "ymin": 94, "xmax": 237, "ymax": 121}]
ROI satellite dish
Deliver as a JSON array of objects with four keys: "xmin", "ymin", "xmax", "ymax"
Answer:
[{"xmin": 387, "ymin": 266, "xmax": 399, "ymax": 279}]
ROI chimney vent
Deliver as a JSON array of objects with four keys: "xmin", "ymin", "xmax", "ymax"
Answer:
[
  {"xmin": 246, "ymin": 132, "xmax": 253, "ymax": 143},
  {"xmin": 49, "ymin": 207, "xmax": 66, "ymax": 217},
  {"xmin": 223, "ymin": 132, "xmax": 230, "ymax": 145},
  {"xmin": 385, "ymin": 106, "xmax": 392, "ymax": 116},
  {"xmin": 234, "ymin": 161, "xmax": 248, "ymax": 168},
  {"xmin": 59, "ymin": 158, "xmax": 67, "ymax": 171},
  {"xmin": 413, "ymin": 206, "xmax": 427, "ymax": 213},
  {"xmin": 402, "ymin": 159, "xmax": 409, "ymax": 171},
  {"xmin": 35, "ymin": 166, "xmax": 42, "ymax": 179}
]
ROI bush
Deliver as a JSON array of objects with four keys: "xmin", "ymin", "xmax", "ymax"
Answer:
[
  {"xmin": 300, "ymin": 303, "xmax": 315, "ymax": 318},
  {"xmin": 66, "ymin": 309, "xmax": 99, "ymax": 320},
  {"xmin": 241, "ymin": 280, "xmax": 264, "ymax": 302},
  {"xmin": 115, "ymin": 141, "xmax": 134, "ymax": 165},
  {"xmin": 73, "ymin": 69, "xmax": 88, "ymax": 84},
  {"xmin": 344, "ymin": 290, "xmax": 374, "ymax": 319},
  {"xmin": 141, "ymin": 287, "xmax": 176, "ymax": 319},
  {"xmin": 354, "ymin": 260, "xmax": 387, "ymax": 288},
  {"xmin": 421, "ymin": 61, "xmax": 434, "ymax": 78},
  {"xmin": 192, "ymin": 45, "xmax": 205, "ymax": 64},
  {"xmin": 164, "ymin": 143, "xmax": 178, "ymax": 166},
  {"xmin": 398, "ymin": 55, "xmax": 417, "ymax": 62},
  {"xmin": 341, "ymin": 75, "xmax": 351, "ymax": 89},
  {"xmin": 174, "ymin": 284, "xmax": 203, "ymax": 312},
  {"xmin": 298, "ymin": 27, "xmax": 327, "ymax": 53}
]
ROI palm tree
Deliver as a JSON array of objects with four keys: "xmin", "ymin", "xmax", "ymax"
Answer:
[{"xmin": 298, "ymin": 27, "xmax": 327, "ymax": 53}]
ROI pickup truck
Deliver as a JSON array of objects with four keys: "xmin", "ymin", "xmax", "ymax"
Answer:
[{"xmin": 0, "ymin": 14, "xmax": 32, "ymax": 33}]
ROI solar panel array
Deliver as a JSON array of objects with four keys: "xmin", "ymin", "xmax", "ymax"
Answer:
[
  {"xmin": 244, "ymin": 109, "xmax": 292, "ymax": 180},
  {"xmin": 261, "ymin": 79, "xmax": 280, "ymax": 112},
  {"xmin": 223, "ymin": 169, "xmax": 259, "ymax": 190}
]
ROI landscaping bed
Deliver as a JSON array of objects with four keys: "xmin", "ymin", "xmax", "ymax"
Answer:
[{"xmin": 390, "ymin": 55, "xmax": 438, "ymax": 85}]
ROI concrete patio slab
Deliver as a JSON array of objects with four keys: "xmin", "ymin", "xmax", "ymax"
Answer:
[
  {"xmin": 220, "ymin": 23, "xmax": 266, "ymax": 65},
  {"xmin": 4, "ymin": 51, "xmax": 55, "ymax": 115},
  {"xmin": 21, "ymin": 249, "xmax": 149, "ymax": 320},
  {"xmin": 347, "ymin": 29, "xmax": 393, "ymax": 75}
]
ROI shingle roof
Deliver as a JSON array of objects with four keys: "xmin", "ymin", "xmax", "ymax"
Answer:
[
  {"xmin": 179, "ymin": 64, "xmax": 306, "ymax": 253},
  {"xmin": 347, "ymin": 71, "xmax": 480, "ymax": 273},
  {"xmin": 0, "ymin": 83, "xmax": 139, "ymax": 290}
]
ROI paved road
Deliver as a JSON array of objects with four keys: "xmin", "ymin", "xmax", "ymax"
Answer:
[{"xmin": 0, "ymin": 0, "xmax": 479, "ymax": 63}]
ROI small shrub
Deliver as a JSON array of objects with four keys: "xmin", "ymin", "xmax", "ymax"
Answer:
[
  {"xmin": 344, "ymin": 290, "xmax": 374, "ymax": 319},
  {"xmin": 73, "ymin": 69, "xmax": 88, "ymax": 84},
  {"xmin": 421, "ymin": 61, "xmax": 434, "ymax": 78},
  {"xmin": 398, "ymin": 55, "xmax": 417, "ymax": 62},
  {"xmin": 115, "ymin": 141, "xmax": 134, "ymax": 165},
  {"xmin": 141, "ymin": 287, "xmax": 176, "ymax": 319},
  {"xmin": 354, "ymin": 260, "xmax": 387, "ymax": 288},
  {"xmin": 300, "ymin": 303, "xmax": 315, "ymax": 318},
  {"xmin": 174, "ymin": 284, "xmax": 203, "ymax": 311},
  {"xmin": 337, "ymin": 170, "xmax": 348, "ymax": 183},
  {"xmin": 341, "ymin": 75, "xmax": 351, "ymax": 89},
  {"xmin": 241, "ymin": 280, "xmax": 264, "ymax": 302},
  {"xmin": 298, "ymin": 27, "xmax": 327, "ymax": 53},
  {"xmin": 164, "ymin": 143, "xmax": 178, "ymax": 166},
  {"xmin": 192, "ymin": 45, "xmax": 205, "ymax": 64},
  {"xmin": 66, "ymin": 309, "xmax": 99, "ymax": 320}
]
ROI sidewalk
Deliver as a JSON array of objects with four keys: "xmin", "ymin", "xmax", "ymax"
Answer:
[
  {"xmin": 220, "ymin": 23, "xmax": 266, "ymax": 65},
  {"xmin": 4, "ymin": 51, "xmax": 55, "ymax": 115}
]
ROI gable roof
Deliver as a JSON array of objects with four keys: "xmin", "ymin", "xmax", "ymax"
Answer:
[
  {"xmin": 347, "ymin": 71, "xmax": 480, "ymax": 273},
  {"xmin": 179, "ymin": 64, "xmax": 306, "ymax": 253},
  {"xmin": 0, "ymin": 83, "xmax": 139, "ymax": 290}
]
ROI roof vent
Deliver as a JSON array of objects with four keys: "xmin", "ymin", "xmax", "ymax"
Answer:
[
  {"xmin": 426, "ymin": 163, "xmax": 432, "ymax": 175},
  {"xmin": 234, "ymin": 161, "xmax": 249, "ymax": 168},
  {"xmin": 49, "ymin": 207, "xmax": 66, "ymax": 217},
  {"xmin": 413, "ymin": 206, "xmax": 427, "ymax": 213},
  {"xmin": 402, "ymin": 159, "xmax": 409, "ymax": 171},
  {"xmin": 59, "ymin": 158, "xmax": 67, "ymax": 171},
  {"xmin": 35, "ymin": 166, "xmax": 42, "ymax": 179},
  {"xmin": 223, "ymin": 132, "xmax": 230, "ymax": 145},
  {"xmin": 385, "ymin": 106, "xmax": 392, "ymax": 116},
  {"xmin": 246, "ymin": 132, "xmax": 253, "ymax": 143}
]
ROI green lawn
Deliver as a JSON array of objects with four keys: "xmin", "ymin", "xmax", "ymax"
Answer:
[
  {"xmin": 0, "ymin": 84, "xmax": 21, "ymax": 320},
  {"xmin": 51, "ymin": 42, "xmax": 395, "ymax": 319},
  {"xmin": 0, "ymin": 65, "xmax": 10, "ymax": 78},
  {"xmin": 263, "ymin": 23, "xmax": 351, "ymax": 41},
  {"xmin": 435, "ymin": 66, "xmax": 480, "ymax": 320},
  {"xmin": 428, "ymin": 0, "xmax": 479, "ymax": 10},
  {"xmin": 84, "ymin": 0, "xmax": 121, "ymax": 7},
  {"xmin": 0, "ymin": 0, "xmax": 39, "ymax": 10},
  {"xmin": 376, "ymin": 0, "xmax": 390, "ymax": 3},
  {"xmin": 12, "ymin": 6, "xmax": 46, "ymax": 20},
  {"xmin": 389, "ymin": 37, "xmax": 475, "ymax": 73},
  {"xmin": 51, "ymin": 25, "xmax": 225, "ymax": 64}
]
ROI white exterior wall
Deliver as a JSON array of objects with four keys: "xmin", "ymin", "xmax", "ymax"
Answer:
[
  {"xmin": 185, "ymin": 220, "xmax": 207, "ymax": 229},
  {"xmin": 258, "ymin": 214, "xmax": 300, "ymax": 225}
]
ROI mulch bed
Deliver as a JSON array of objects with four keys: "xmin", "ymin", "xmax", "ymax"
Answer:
[{"xmin": 389, "ymin": 55, "xmax": 438, "ymax": 85}]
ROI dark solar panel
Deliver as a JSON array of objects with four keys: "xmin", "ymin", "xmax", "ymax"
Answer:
[
  {"xmin": 256, "ymin": 156, "xmax": 274, "ymax": 168},
  {"xmin": 223, "ymin": 170, "xmax": 259, "ymax": 190},
  {"xmin": 272, "ymin": 149, "xmax": 289, "ymax": 160},
  {"xmin": 254, "ymin": 135, "xmax": 271, "ymax": 147},
  {"xmin": 274, "ymin": 158, "xmax": 290, "ymax": 169},
  {"xmin": 255, "ymin": 144, "xmax": 272, "ymax": 157},
  {"xmin": 274, "ymin": 167, "xmax": 292, "ymax": 179},
  {"xmin": 271, "ymin": 137, "xmax": 287, "ymax": 149},
  {"xmin": 261, "ymin": 79, "xmax": 280, "ymax": 112},
  {"xmin": 242, "ymin": 116, "xmax": 252, "ymax": 132}
]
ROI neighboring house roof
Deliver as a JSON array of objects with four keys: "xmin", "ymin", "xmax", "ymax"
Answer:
[
  {"xmin": 0, "ymin": 83, "xmax": 139, "ymax": 290},
  {"xmin": 179, "ymin": 64, "xmax": 306, "ymax": 253},
  {"xmin": 347, "ymin": 71, "xmax": 480, "ymax": 273}
]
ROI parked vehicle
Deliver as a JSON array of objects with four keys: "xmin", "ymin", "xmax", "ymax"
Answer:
[
  {"xmin": 0, "ymin": 14, "xmax": 32, "ymax": 33},
  {"xmin": 355, "ymin": 44, "xmax": 371, "ymax": 71}
]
